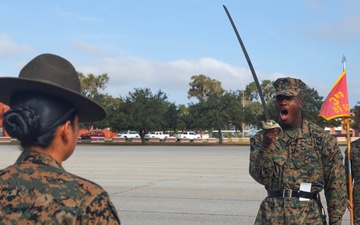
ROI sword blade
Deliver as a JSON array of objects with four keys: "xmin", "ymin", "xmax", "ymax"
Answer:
[{"xmin": 223, "ymin": 5, "xmax": 270, "ymax": 121}]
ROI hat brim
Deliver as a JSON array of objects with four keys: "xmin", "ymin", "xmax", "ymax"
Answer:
[
  {"xmin": 0, "ymin": 77, "xmax": 106, "ymax": 122},
  {"xmin": 275, "ymin": 91, "xmax": 300, "ymax": 97}
]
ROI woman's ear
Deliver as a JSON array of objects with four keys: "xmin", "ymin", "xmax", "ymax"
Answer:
[{"xmin": 60, "ymin": 120, "xmax": 72, "ymax": 142}]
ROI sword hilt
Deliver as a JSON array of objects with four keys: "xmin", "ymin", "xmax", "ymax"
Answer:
[{"xmin": 261, "ymin": 120, "xmax": 283, "ymax": 138}]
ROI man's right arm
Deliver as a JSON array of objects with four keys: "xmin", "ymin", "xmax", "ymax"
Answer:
[{"xmin": 249, "ymin": 132, "xmax": 286, "ymax": 186}]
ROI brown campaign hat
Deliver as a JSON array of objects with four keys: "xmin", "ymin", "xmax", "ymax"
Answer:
[
  {"xmin": 0, "ymin": 53, "xmax": 106, "ymax": 122},
  {"xmin": 273, "ymin": 77, "xmax": 306, "ymax": 96}
]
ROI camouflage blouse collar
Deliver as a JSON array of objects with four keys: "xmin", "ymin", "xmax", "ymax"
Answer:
[
  {"xmin": 16, "ymin": 151, "xmax": 64, "ymax": 170},
  {"xmin": 297, "ymin": 118, "xmax": 311, "ymax": 139},
  {"xmin": 281, "ymin": 117, "xmax": 311, "ymax": 140}
]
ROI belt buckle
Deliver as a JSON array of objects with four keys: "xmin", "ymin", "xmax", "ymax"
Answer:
[{"xmin": 282, "ymin": 189, "xmax": 292, "ymax": 198}]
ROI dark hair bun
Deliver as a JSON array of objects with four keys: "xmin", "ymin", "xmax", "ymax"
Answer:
[{"xmin": 3, "ymin": 106, "xmax": 41, "ymax": 142}]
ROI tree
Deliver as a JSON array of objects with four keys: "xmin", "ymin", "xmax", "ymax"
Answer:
[
  {"xmin": 77, "ymin": 72, "xmax": 112, "ymax": 130},
  {"xmin": 165, "ymin": 103, "xmax": 178, "ymax": 133},
  {"xmin": 187, "ymin": 75, "xmax": 235, "ymax": 144},
  {"xmin": 227, "ymin": 90, "xmax": 245, "ymax": 133},
  {"xmin": 189, "ymin": 91, "xmax": 241, "ymax": 144},
  {"xmin": 187, "ymin": 102, "xmax": 208, "ymax": 132},
  {"xmin": 188, "ymin": 74, "xmax": 224, "ymax": 102},
  {"xmin": 245, "ymin": 82, "xmax": 258, "ymax": 102},
  {"xmin": 176, "ymin": 104, "xmax": 190, "ymax": 132},
  {"xmin": 244, "ymin": 101, "xmax": 263, "ymax": 129},
  {"xmin": 78, "ymin": 72, "xmax": 109, "ymax": 98},
  {"xmin": 105, "ymin": 97, "xmax": 124, "ymax": 131},
  {"xmin": 243, "ymin": 80, "xmax": 274, "ymax": 130},
  {"xmin": 245, "ymin": 80, "xmax": 274, "ymax": 102},
  {"xmin": 261, "ymin": 80, "xmax": 276, "ymax": 102},
  {"xmin": 118, "ymin": 88, "xmax": 170, "ymax": 143},
  {"xmin": 213, "ymin": 92, "xmax": 243, "ymax": 143}
]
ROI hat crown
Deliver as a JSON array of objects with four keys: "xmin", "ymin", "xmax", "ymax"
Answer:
[
  {"xmin": 0, "ymin": 53, "xmax": 106, "ymax": 122},
  {"xmin": 19, "ymin": 54, "xmax": 81, "ymax": 94},
  {"xmin": 273, "ymin": 77, "xmax": 306, "ymax": 96}
]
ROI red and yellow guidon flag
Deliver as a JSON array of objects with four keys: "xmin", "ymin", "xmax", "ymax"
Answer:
[{"xmin": 318, "ymin": 70, "xmax": 350, "ymax": 120}]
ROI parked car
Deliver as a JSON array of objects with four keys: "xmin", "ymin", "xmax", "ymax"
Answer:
[
  {"xmin": 80, "ymin": 130, "xmax": 105, "ymax": 140},
  {"xmin": 117, "ymin": 131, "xmax": 140, "ymax": 140},
  {"xmin": 145, "ymin": 131, "xmax": 170, "ymax": 140},
  {"xmin": 176, "ymin": 131, "xmax": 201, "ymax": 141}
]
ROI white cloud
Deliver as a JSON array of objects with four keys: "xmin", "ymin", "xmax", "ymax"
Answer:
[
  {"xmin": 0, "ymin": 34, "xmax": 34, "ymax": 58},
  {"xmin": 75, "ymin": 55, "xmax": 264, "ymax": 104},
  {"xmin": 1, "ymin": 35, "xmax": 356, "ymax": 107},
  {"xmin": 71, "ymin": 40, "xmax": 108, "ymax": 55}
]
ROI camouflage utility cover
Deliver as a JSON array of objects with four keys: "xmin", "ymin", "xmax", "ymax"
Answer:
[
  {"xmin": 345, "ymin": 138, "xmax": 360, "ymax": 224},
  {"xmin": 250, "ymin": 118, "xmax": 347, "ymax": 225},
  {"xmin": 0, "ymin": 151, "xmax": 120, "ymax": 224},
  {"xmin": 273, "ymin": 77, "xmax": 306, "ymax": 97}
]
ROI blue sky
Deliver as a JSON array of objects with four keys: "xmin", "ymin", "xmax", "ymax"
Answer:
[{"xmin": 1, "ymin": 0, "xmax": 359, "ymax": 108}]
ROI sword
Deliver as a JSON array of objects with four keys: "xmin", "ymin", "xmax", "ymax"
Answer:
[{"xmin": 223, "ymin": 5, "xmax": 281, "ymax": 133}]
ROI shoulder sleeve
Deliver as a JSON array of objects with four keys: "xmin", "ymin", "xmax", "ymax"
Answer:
[{"xmin": 81, "ymin": 191, "xmax": 121, "ymax": 225}]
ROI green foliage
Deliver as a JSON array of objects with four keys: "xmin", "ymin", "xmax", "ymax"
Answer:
[
  {"xmin": 78, "ymin": 72, "xmax": 109, "ymax": 98},
  {"xmin": 76, "ymin": 71, "xmax": 354, "ymax": 137},
  {"xmin": 188, "ymin": 89, "xmax": 244, "ymax": 144},
  {"xmin": 93, "ymin": 95, "xmax": 122, "ymax": 129},
  {"xmin": 188, "ymin": 74, "xmax": 224, "ymax": 101},
  {"xmin": 176, "ymin": 104, "xmax": 189, "ymax": 132},
  {"xmin": 165, "ymin": 103, "xmax": 178, "ymax": 131},
  {"xmin": 226, "ymin": 90, "xmax": 245, "ymax": 131},
  {"xmin": 117, "ymin": 88, "xmax": 170, "ymax": 142},
  {"xmin": 245, "ymin": 80, "xmax": 274, "ymax": 102},
  {"xmin": 244, "ymin": 101, "xmax": 264, "ymax": 128},
  {"xmin": 77, "ymin": 72, "xmax": 113, "ymax": 129}
]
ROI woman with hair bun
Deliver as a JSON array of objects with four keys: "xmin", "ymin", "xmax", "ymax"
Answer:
[{"xmin": 0, "ymin": 54, "xmax": 121, "ymax": 224}]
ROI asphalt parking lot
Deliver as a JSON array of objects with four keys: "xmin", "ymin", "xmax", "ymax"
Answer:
[{"xmin": 0, "ymin": 145, "xmax": 351, "ymax": 225}]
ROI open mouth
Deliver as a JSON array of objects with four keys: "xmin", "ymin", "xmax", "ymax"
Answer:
[{"xmin": 280, "ymin": 109, "xmax": 288, "ymax": 121}]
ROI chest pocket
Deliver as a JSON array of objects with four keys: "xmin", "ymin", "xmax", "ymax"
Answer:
[
  {"xmin": 293, "ymin": 145, "xmax": 319, "ymax": 168},
  {"xmin": 291, "ymin": 139, "xmax": 323, "ymax": 182}
]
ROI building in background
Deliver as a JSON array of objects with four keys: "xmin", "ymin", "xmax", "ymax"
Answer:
[{"xmin": 0, "ymin": 102, "xmax": 9, "ymax": 136}]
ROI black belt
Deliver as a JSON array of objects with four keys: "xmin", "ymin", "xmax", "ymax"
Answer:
[{"xmin": 267, "ymin": 189, "xmax": 317, "ymax": 199}]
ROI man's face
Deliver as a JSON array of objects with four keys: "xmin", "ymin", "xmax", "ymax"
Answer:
[{"xmin": 275, "ymin": 95, "xmax": 303, "ymax": 129}]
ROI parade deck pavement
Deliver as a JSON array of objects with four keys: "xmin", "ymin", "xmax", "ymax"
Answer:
[{"xmin": 0, "ymin": 145, "xmax": 351, "ymax": 225}]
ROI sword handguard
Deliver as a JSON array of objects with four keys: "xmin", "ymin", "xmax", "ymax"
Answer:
[{"xmin": 261, "ymin": 120, "xmax": 283, "ymax": 138}]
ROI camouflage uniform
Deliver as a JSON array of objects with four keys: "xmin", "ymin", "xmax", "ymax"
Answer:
[
  {"xmin": 250, "ymin": 118, "xmax": 347, "ymax": 225},
  {"xmin": 0, "ymin": 151, "xmax": 121, "ymax": 224},
  {"xmin": 345, "ymin": 138, "xmax": 360, "ymax": 224}
]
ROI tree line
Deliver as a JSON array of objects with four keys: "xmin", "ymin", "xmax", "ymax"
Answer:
[{"xmin": 78, "ymin": 72, "xmax": 359, "ymax": 144}]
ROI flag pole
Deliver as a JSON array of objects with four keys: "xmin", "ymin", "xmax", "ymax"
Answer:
[
  {"xmin": 343, "ymin": 55, "xmax": 354, "ymax": 225},
  {"xmin": 345, "ymin": 116, "xmax": 354, "ymax": 225}
]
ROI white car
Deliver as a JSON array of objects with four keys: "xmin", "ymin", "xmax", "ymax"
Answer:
[
  {"xmin": 117, "ymin": 131, "xmax": 140, "ymax": 140},
  {"xmin": 176, "ymin": 131, "xmax": 201, "ymax": 140},
  {"xmin": 144, "ymin": 131, "xmax": 170, "ymax": 140}
]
